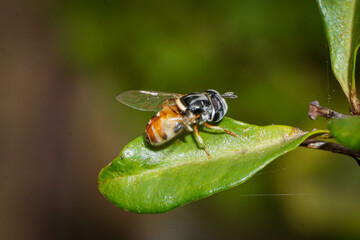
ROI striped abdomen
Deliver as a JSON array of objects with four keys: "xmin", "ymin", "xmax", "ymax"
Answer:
[{"xmin": 145, "ymin": 104, "xmax": 184, "ymax": 146}]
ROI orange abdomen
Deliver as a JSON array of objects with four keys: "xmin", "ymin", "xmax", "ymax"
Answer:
[{"xmin": 145, "ymin": 105, "xmax": 184, "ymax": 146}]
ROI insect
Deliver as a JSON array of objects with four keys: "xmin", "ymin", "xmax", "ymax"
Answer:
[{"xmin": 116, "ymin": 89, "xmax": 237, "ymax": 157}]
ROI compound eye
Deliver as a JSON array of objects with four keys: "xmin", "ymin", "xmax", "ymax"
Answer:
[
  {"xmin": 211, "ymin": 97, "xmax": 221, "ymax": 111},
  {"xmin": 210, "ymin": 95, "xmax": 227, "ymax": 122},
  {"xmin": 213, "ymin": 110, "xmax": 225, "ymax": 122}
]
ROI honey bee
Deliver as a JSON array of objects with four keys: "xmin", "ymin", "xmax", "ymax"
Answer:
[{"xmin": 116, "ymin": 89, "xmax": 237, "ymax": 157}]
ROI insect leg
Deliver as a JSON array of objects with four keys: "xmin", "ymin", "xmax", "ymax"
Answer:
[
  {"xmin": 203, "ymin": 123, "xmax": 237, "ymax": 137},
  {"xmin": 185, "ymin": 125, "xmax": 193, "ymax": 132},
  {"xmin": 183, "ymin": 114, "xmax": 202, "ymax": 132},
  {"xmin": 193, "ymin": 124, "xmax": 210, "ymax": 158}
]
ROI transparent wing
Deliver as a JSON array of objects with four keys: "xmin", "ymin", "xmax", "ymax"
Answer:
[{"xmin": 116, "ymin": 90, "xmax": 183, "ymax": 112}]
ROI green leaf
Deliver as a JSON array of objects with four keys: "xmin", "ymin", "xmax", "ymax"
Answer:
[
  {"xmin": 328, "ymin": 116, "xmax": 360, "ymax": 151},
  {"xmin": 98, "ymin": 117, "xmax": 326, "ymax": 214},
  {"xmin": 317, "ymin": 0, "xmax": 360, "ymax": 103}
]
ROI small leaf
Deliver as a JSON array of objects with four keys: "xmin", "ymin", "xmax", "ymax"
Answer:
[
  {"xmin": 317, "ymin": 0, "xmax": 360, "ymax": 105},
  {"xmin": 328, "ymin": 116, "xmax": 360, "ymax": 151},
  {"xmin": 98, "ymin": 118, "xmax": 326, "ymax": 214}
]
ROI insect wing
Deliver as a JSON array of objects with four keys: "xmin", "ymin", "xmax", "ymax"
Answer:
[{"xmin": 116, "ymin": 90, "xmax": 183, "ymax": 112}]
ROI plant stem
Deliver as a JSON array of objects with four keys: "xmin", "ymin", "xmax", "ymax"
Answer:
[
  {"xmin": 306, "ymin": 100, "xmax": 360, "ymax": 165},
  {"xmin": 300, "ymin": 139, "xmax": 360, "ymax": 166},
  {"xmin": 350, "ymin": 89, "xmax": 360, "ymax": 114},
  {"xmin": 308, "ymin": 101, "xmax": 350, "ymax": 120}
]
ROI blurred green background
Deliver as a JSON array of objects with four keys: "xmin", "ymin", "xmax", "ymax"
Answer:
[{"xmin": 1, "ymin": 0, "xmax": 360, "ymax": 239}]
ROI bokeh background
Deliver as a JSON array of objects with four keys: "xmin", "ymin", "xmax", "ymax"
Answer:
[{"xmin": 1, "ymin": 0, "xmax": 360, "ymax": 239}]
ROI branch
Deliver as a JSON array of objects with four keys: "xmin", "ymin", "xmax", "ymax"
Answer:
[
  {"xmin": 300, "ymin": 139, "xmax": 360, "ymax": 166},
  {"xmin": 350, "ymin": 89, "xmax": 360, "ymax": 114},
  {"xmin": 308, "ymin": 101, "xmax": 350, "ymax": 120}
]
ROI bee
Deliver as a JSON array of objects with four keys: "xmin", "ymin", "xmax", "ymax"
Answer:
[{"xmin": 116, "ymin": 89, "xmax": 237, "ymax": 157}]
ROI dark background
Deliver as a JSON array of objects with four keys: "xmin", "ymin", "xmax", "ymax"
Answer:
[{"xmin": 1, "ymin": 0, "xmax": 360, "ymax": 239}]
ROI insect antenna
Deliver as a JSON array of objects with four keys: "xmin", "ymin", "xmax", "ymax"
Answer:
[{"xmin": 222, "ymin": 92, "xmax": 237, "ymax": 99}]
